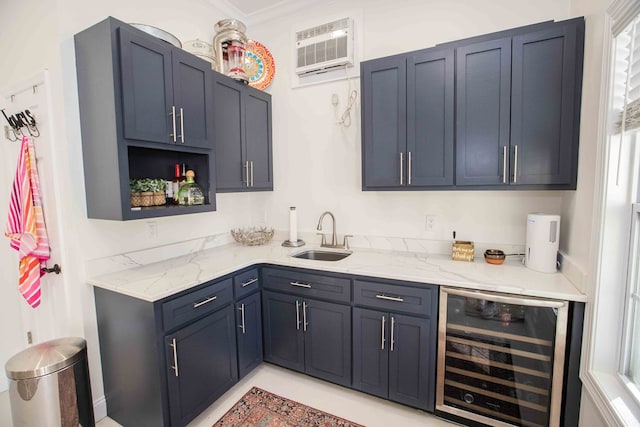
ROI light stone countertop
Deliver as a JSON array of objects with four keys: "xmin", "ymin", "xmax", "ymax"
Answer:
[{"xmin": 87, "ymin": 240, "xmax": 587, "ymax": 303}]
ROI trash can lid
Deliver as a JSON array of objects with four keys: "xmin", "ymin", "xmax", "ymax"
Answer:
[{"xmin": 5, "ymin": 337, "xmax": 87, "ymax": 380}]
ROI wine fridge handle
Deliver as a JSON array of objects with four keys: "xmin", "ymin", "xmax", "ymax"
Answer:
[{"xmin": 442, "ymin": 287, "xmax": 567, "ymax": 308}]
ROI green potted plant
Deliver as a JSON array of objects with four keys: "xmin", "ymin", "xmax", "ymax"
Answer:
[
  {"xmin": 149, "ymin": 179, "xmax": 167, "ymax": 206},
  {"xmin": 130, "ymin": 179, "xmax": 143, "ymax": 207}
]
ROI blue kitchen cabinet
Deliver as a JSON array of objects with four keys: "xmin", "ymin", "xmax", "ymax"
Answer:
[
  {"xmin": 75, "ymin": 17, "xmax": 216, "ymax": 220},
  {"xmin": 352, "ymin": 279, "xmax": 438, "ymax": 411},
  {"xmin": 93, "ymin": 268, "xmax": 264, "ymax": 427},
  {"xmin": 455, "ymin": 37, "xmax": 512, "ymax": 186},
  {"xmin": 235, "ymin": 291, "xmax": 263, "ymax": 379},
  {"xmin": 261, "ymin": 267, "xmax": 352, "ymax": 387},
  {"xmin": 361, "ymin": 47, "xmax": 454, "ymax": 189},
  {"xmin": 165, "ymin": 305, "xmax": 238, "ymax": 427},
  {"xmin": 361, "ymin": 17, "xmax": 584, "ymax": 191},
  {"xmin": 509, "ymin": 22, "xmax": 582, "ymax": 187},
  {"xmin": 119, "ymin": 26, "xmax": 213, "ymax": 149},
  {"xmin": 213, "ymin": 72, "xmax": 273, "ymax": 192},
  {"xmin": 456, "ymin": 18, "xmax": 584, "ymax": 188}
]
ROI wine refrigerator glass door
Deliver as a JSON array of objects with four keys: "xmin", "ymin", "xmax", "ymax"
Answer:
[{"xmin": 435, "ymin": 287, "xmax": 568, "ymax": 427}]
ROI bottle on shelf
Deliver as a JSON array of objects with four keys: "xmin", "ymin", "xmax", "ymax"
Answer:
[
  {"xmin": 177, "ymin": 170, "xmax": 205, "ymax": 206},
  {"xmin": 172, "ymin": 163, "xmax": 185, "ymax": 205}
]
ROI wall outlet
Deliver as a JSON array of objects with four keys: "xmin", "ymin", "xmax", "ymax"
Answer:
[
  {"xmin": 426, "ymin": 215, "xmax": 437, "ymax": 232},
  {"xmin": 147, "ymin": 221, "xmax": 158, "ymax": 239}
]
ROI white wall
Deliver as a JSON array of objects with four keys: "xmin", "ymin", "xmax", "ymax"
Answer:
[{"xmin": 247, "ymin": 0, "xmax": 571, "ymax": 247}]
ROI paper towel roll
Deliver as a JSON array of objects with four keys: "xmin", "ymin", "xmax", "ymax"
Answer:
[{"xmin": 289, "ymin": 207, "xmax": 298, "ymax": 242}]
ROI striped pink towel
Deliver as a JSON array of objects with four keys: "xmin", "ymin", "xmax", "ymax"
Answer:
[{"xmin": 5, "ymin": 136, "xmax": 50, "ymax": 308}]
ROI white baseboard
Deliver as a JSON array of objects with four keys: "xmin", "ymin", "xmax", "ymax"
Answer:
[{"xmin": 94, "ymin": 395, "xmax": 108, "ymax": 422}]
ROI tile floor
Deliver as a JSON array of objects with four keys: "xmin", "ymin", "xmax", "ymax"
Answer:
[{"xmin": 1, "ymin": 364, "xmax": 460, "ymax": 426}]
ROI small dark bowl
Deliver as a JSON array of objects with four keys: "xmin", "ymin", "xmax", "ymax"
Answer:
[{"xmin": 484, "ymin": 249, "xmax": 505, "ymax": 265}]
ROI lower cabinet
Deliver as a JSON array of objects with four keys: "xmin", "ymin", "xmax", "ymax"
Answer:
[
  {"xmin": 94, "ymin": 268, "xmax": 262, "ymax": 427},
  {"xmin": 352, "ymin": 307, "xmax": 434, "ymax": 411},
  {"xmin": 165, "ymin": 305, "xmax": 238, "ymax": 427},
  {"xmin": 236, "ymin": 291, "xmax": 263, "ymax": 379},
  {"xmin": 262, "ymin": 290, "xmax": 352, "ymax": 387}
]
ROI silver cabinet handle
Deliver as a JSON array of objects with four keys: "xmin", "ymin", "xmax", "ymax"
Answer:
[
  {"xmin": 179, "ymin": 107, "xmax": 184, "ymax": 143},
  {"xmin": 399, "ymin": 152, "xmax": 404, "ymax": 185},
  {"xmin": 442, "ymin": 287, "xmax": 567, "ymax": 309},
  {"xmin": 170, "ymin": 106, "xmax": 177, "ymax": 142},
  {"xmin": 170, "ymin": 338, "xmax": 179, "ymax": 377},
  {"xmin": 193, "ymin": 295, "xmax": 217, "ymax": 308},
  {"xmin": 238, "ymin": 304, "xmax": 246, "ymax": 334},
  {"xmin": 296, "ymin": 300, "xmax": 301, "ymax": 330},
  {"xmin": 502, "ymin": 146, "xmax": 507, "ymax": 184},
  {"xmin": 381, "ymin": 315, "xmax": 386, "ymax": 350},
  {"xmin": 250, "ymin": 161, "xmax": 254, "ymax": 187},
  {"xmin": 302, "ymin": 300, "xmax": 308, "ymax": 332},
  {"xmin": 375, "ymin": 294, "xmax": 404, "ymax": 303},
  {"xmin": 390, "ymin": 316, "xmax": 396, "ymax": 352},
  {"xmin": 290, "ymin": 281, "xmax": 311, "ymax": 289},
  {"xmin": 244, "ymin": 161, "xmax": 250, "ymax": 186},
  {"xmin": 241, "ymin": 278, "xmax": 258, "ymax": 287},
  {"xmin": 408, "ymin": 151, "xmax": 412, "ymax": 185},
  {"xmin": 513, "ymin": 145, "xmax": 518, "ymax": 184}
]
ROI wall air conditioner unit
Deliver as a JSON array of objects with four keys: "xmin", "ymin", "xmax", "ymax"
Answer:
[{"xmin": 295, "ymin": 17, "xmax": 354, "ymax": 76}]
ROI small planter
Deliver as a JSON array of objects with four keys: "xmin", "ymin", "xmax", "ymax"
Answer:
[
  {"xmin": 130, "ymin": 192, "xmax": 143, "ymax": 207},
  {"xmin": 153, "ymin": 191, "xmax": 166, "ymax": 206},
  {"xmin": 130, "ymin": 178, "xmax": 167, "ymax": 207},
  {"xmin": 139, "ymin": 191, "xmax": 155, "ymax": 207}
]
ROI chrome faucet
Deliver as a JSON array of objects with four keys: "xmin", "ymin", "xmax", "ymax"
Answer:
[
  {"xmin": 317, "ymin": 211, "xmax": 337, "ymax": 246},
  {"xmin": 316, "ymin": 211, "xmax": 352, "ymax": 249}
]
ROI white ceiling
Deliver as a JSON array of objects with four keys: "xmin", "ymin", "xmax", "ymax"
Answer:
[{"xmin": 212, "ymin": 0, "xmax": 321, "ymax": 25}]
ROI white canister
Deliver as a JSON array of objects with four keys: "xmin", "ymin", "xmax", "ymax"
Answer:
[{"xmin": 525, "ymin": 213, "xmax": 560, "ymax": 273}]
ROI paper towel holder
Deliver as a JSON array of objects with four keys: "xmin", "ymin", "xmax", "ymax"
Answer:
[
  {"xmin": 282, "ymin": 239, "xmax": 305, "ymax": 247},
  {"xmin": 283, "ymin": 206, "xmax": 305, "ymax": 247}
]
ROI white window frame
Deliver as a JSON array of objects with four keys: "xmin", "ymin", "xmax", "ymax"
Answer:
[
  {"xmin": 583, "ymin": 0, "xmax": 640, "ymax": 425},
  {"xmin": 620, "ymin": 203, "xmax": 640, "ymax": 400}
]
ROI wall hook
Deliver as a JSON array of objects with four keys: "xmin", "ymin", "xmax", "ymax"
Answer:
[
  {"xmin": 4, "ymin": 125, "xmax": 18, "ymax": 142},
  {"xmin": 41, "ymin": 264, "xmax": 61, "ymax": 275}
]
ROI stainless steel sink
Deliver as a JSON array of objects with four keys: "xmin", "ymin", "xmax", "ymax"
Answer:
[{"xmin": 291, "ymin": 250, "xmax": 352, "ymax": 261}]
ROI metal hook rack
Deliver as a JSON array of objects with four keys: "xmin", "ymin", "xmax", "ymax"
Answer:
[
  {"xmin": 41, "ymin": 264, "xmax": 61, "ymax": 275},
  {"xmin": 2, "ymin": 108, "xmax": 40, "ymax": 141}
]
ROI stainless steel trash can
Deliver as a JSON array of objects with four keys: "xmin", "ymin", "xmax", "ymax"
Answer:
[{"xmin": 5, "ymin": 337, "xmax": 95, "ymax": 427}]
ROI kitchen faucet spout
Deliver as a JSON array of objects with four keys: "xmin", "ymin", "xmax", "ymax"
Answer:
[{"xmin": 317, "ymin": 211, "xmax": 337, "ymax": 246}]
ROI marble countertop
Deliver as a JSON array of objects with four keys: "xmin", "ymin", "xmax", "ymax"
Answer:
[{"xmin": 87, "ymin": 240, "xmax": 587, "ymax": 303}]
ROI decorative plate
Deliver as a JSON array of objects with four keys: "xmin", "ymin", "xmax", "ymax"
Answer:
[{"xmin": 245, "ymin": 40, "xmax": 275, "ymax": 90}]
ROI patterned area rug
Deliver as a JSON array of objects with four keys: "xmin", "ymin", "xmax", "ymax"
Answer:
[{"xmin": 213, "ymin": 387, "xmax": 365, "ymax": 427}]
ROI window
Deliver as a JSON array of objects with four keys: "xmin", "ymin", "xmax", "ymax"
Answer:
[{"xmin": 585, "ymin": 1, "xmax": 640, "ymax": 425}]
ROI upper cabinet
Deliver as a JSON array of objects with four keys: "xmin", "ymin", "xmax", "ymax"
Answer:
[
  {"xmin": 213, "ymin": 72, "xmax": 273, "ymax": 192},
  {"xmin": 457, "ymin": 19, "xmax": 583, "ymax": 188},
  {"xmin": 75, "ymin": 17, "xmax": 216, "ymax": 220},
  {"xmin": 119, "ymin": 27, "xmax": 213, "ymax": 149},
  {"xmin": 361, "ymin": 17, "xmax": 584, "ymax": 191},
  {"xmin": 455, "ymin": 37, "xmax": 512, "ymax": 186},
  {"xmin": 361, "ymin": 48, "xmax": 454, "ymax": 189}
]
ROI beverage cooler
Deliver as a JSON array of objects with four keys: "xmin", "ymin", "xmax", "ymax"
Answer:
[{"xmin": 436, "ymin": 287, "xmax": 569, "ymax": 427}]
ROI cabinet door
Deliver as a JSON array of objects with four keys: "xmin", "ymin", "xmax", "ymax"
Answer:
[
  {"xmin": 388, "ymin": 313, "xmax": 434, "ymax": 411},
  {"xmin": 119, "ymin": 26, "xmax": 173, "ymax": 144},
  {"xmin": 213, "ymin": 75, "xmax": 245, "ymax": 190},
  {"xmin": 236, "ymin": 292, "xmax": 263, "ymax": 379},
  {"xmin": 456, "ymin": 38, "xmax": 511, "ymax": 186},
  {"xmin": 172, "ymin": 50, "xmax": 213, "ymax": 149},
  {"xmin": 511, "ymin": 24, "xmax": 579, "ymax": 186},
  {"xmin": 361, "ymin": 56, "xmax": 407, "ymax": 188},
  {"xmin": 244, "ymin": 89, "xmax": 273, "ymax": 190},
  {"xmin": 262, "ymin": 291, "xmax": 305, "ymax": 372},
  {"xmin": 407, "ymin": 48, "xmax": 454, "ymax": 186},
  {"xmin": 304, "ymin": 299, "xmax": 351, "ymax": 387},
  {"xmin": 352, "ymin": 307, "xmax": 389, "ymax": 399},
  {"xmin": 165, "ymin": 305, "xmax": 238, "ymax": 427}
]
